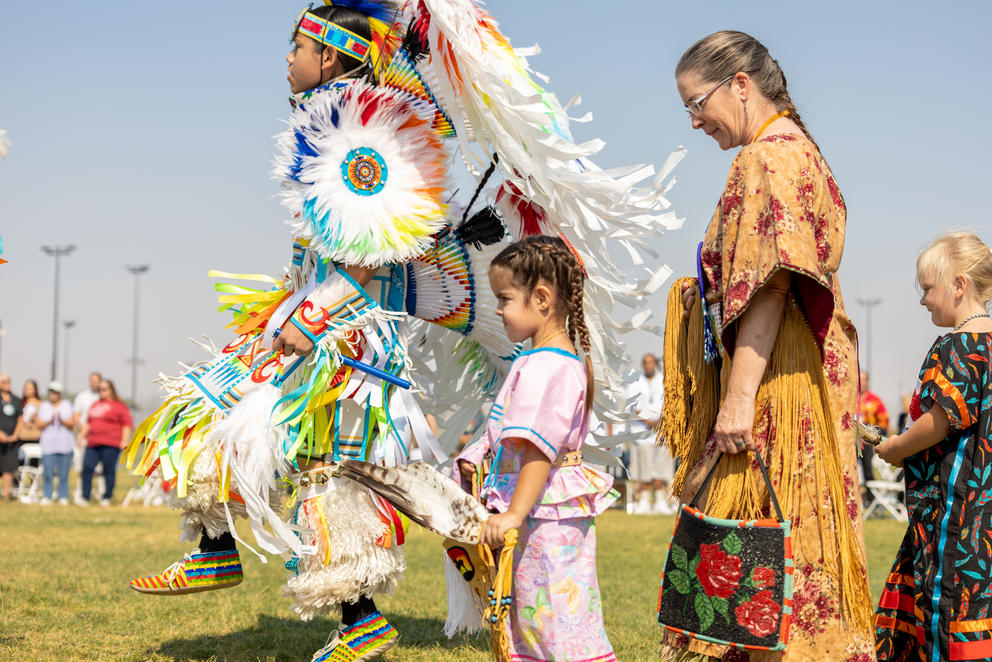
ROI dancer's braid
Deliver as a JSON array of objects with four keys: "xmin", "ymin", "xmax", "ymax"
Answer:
[{"xmin": 491, "ymin": 235, "xmax": 595, "ymax": 411}]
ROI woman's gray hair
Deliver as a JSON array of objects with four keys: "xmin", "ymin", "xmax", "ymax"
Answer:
[{"xmin": 676, "ymin": 31, "xmax": 818, "ymax": 150}]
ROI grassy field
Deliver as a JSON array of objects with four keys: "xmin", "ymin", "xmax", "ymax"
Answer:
[{"xmin": 0, "ymin": 497, "xmax": 906, "ymax": 662}]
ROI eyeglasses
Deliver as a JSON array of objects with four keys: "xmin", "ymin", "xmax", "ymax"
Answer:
[{"xmin": 684, "ymin": 74, "xmax": 735, "ymax": 118}]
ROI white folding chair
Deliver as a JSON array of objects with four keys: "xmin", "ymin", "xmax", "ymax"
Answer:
[
  {"xmin": 122, "ymin": 478, "xmax": 169, "ymax": 507},
  {"xmin": 863, "ymin": 455, "xmax": 907, "ymax": 521},
  {"xmin": 17, "ymin": 443, "xmax": 43, "ymax": 503}
]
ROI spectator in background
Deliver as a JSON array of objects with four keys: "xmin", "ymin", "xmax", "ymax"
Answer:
[
  {"xmin": 0, "ymin": 374, "xmax": 23, "ymax": 501},
  {"xmin": 73, "ymin": 371, "xmax": 101, "ymax": 431},
  {"xmin": 625, "ymin": 353, "xmax": 674, "ymax": 514},
  {"xmin": 72, "ymin": 371, "xmax": 102, "ymax": 475},
  {"xmin": 38, "ymin": 381, "xmax": 75, "ymax": 505},
  {"xmin": 859, "ymin": 370, "xmax": 889, "ymax": 504},
  {"xmin": 17, "ymin": 379, "xmax": 42, "ymax": 445},
  {"xmin": 897, "ymin": 392, "xmax": 912, "ymax": 434},
  {"xmin": 77, "ymin": 379, "xmax": 132, "ymax": 506}
]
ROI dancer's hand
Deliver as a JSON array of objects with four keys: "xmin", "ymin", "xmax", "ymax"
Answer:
[
  {"xmin": 273, "ymin": 323, "xmax": 314, "ymax": 356},
  {"xmin": 681, "ymin": 280, "xmax": 698, "ymax": 319},
  {"xmin": 875, "ymin": 436, "xmax": 904, "ymax": 468},
  {"xmin": 457, "ymin": 460, "xmax": 476, "ymax": 485},
  {"xmin": 712, "ymin": 392, "xmax": 756, "ymax": 455},
  {"xmin": 482, "ymin": 511, "xmax": 523, "ymax": 549}
]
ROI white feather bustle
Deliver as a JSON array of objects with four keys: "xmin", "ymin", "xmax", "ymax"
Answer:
[
  {"xmin": 283, "ymin": 479, "xmax": 405, "ymax": 620},
  {"xmin": 408, "ymin": 322, "xmax": 509, "ymax": 455},
  {"xmin": 413, "ymin": 0, "xmax": 686, "ymax": 446}
]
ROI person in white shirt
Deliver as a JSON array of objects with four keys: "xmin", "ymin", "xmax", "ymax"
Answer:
[
  {"xmin": 72, "ymin": 371, "xmax": 102, "ymax": 473},
  {"xmin": 624, "ymin": 353, "xmax": 674, "ymax": 514},
  {"xmin": 73, "ymin": 371, "xmax": 102, "ymax": 428}
]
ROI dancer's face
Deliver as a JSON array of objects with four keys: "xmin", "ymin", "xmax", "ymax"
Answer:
[
  {"xmin": 677, "ymin": 71, "xmax": 748, "ymax": 151},
  {"xmin": 286, "ymin": 34, "xmax": 327, "ymax": 95},
  {"xmin": 489, "ymin": 266, "xmax": 547, "ymax": 345}
]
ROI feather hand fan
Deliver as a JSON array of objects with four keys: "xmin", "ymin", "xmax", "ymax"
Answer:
[{"xmin": 336, "ymin": 459, "xmax": 489, "ymax": 543}]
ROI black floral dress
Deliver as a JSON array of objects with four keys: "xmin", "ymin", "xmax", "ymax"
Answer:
[{"xmin": 876, "ymin": 332, "xmax": 992, "ymax": 661}]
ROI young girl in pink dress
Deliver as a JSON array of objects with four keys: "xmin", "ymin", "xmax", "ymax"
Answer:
[{"xmin": 457, "ymin": 235, "xmax": 619, "ymax": 662}]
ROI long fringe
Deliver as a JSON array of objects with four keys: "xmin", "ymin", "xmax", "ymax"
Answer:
[
  {"xmin": 658, "ymin": 277, "xmax": 719, "ymax": 498},
  {"xmin": 658, "ymin": 278, "xmax": 872, "ymax": 632}
]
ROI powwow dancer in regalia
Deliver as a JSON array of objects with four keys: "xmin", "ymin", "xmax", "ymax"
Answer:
[{"xmin": 125, "ymin": 1, "xmax": 683, "ymax": 660}]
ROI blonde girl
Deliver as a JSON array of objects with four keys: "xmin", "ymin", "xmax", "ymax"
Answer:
[
  {"xmin": 875, "ymin": 231, "xmax": 992, "ymax": 661},
  {"xmin": 456, "ymin": 235, "xmax": 619, "ymax": 662}
]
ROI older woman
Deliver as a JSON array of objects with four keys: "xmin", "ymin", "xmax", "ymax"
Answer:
[{"xmin": 662, "ymin": 32, "xmax": 874, "ymax": 660}]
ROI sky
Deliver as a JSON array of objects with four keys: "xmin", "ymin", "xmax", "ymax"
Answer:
[{"xmin": 1, "ymin": 0, "xmax": 990, "ymax": 420}]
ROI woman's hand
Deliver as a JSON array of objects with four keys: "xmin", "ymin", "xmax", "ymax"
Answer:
[
  {"xmin": 681, "ymin": 280, "xmax": 699, "ymax": 319},
  {"xmin": 875, "ymin": 435, "xmax": 903, "ymax": 468},
  {"xmin": 482, "ymin": 511, "xmax": 524, "ymax": 549},
  {"xmin": 712, "ymin": 392, "xmax": 756, "ymax": 455}
]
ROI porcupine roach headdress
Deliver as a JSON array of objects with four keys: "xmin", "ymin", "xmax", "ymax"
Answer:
[{"xmin": 404, "ymin": 0, "xmax": 686, "ymax": 447}]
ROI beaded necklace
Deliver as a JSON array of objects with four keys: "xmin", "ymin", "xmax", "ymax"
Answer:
[
  {"xmin": 750, "ymin": 109, "xmax": 791, "ymax": 144},
  {"xmin": 953, "ymin": 312, "xmax": 990, "ymax": 331}
]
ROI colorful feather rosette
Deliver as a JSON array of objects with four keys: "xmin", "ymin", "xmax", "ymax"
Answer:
[{"xmin": 275, "ymin": 81, "xmax": 449, "ymax": 268}]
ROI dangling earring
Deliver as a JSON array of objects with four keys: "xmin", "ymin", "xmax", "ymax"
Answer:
[{"xmin": 744, "ymin": 104, "xmax": 750, "ymax": 130}]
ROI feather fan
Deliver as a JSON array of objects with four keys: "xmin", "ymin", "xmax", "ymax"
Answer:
[{"xmin": 336, "ymin": 460, "xmax": 489, "ymax": 543}]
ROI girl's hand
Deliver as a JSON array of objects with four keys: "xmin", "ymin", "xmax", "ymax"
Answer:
[
  {"xmin": 875, "ymin": 436, "xmax": 903, "ymax": 468},
  {"xmin": 482, "ymin": 511, "xmax": 524, "ymax": 549},
  {"xmin": 457, "ymin": 460, "xmax": 476, "ymax": 486},
  {"xmin": 681, "ymin": 280, "xmax": 699, "ymax": 319},
  {"xmin": 712, "ymin": 392, "xmax": 756, "ymax": 455}
]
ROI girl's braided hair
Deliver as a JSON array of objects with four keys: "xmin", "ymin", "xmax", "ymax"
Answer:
[{"xmin": 490, "ymin": 235, "xmax": 595, "ymax": 412}]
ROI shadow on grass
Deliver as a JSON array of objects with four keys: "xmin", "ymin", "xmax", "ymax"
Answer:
[{"xmin": 152, "ymin": 613, "xmax": 486, "ymax": 661}]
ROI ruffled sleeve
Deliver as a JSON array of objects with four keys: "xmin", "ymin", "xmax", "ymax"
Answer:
[
  {"xmin": 918, "ymin": 335, "xmax": 979, "ymax": 430},
  {"xmin": 702, "ymin": 136, "xmax": 845, "ymax": 353},
  {"xmin": 496, "ymin": 351, "xmax": 585, "ymax": 460}
]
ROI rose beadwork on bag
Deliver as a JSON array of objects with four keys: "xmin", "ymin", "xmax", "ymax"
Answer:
[{"xmin": 657, "ymin": 453, "xmax": 794, "ymax": 651}]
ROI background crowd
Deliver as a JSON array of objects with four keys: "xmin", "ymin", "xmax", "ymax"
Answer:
[{"xmin": 0, "ymin": 370, "xmax": 132, "ymax": 506}]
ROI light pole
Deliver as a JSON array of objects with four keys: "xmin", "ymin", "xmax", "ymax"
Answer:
[
  {"xmin": 126, "ymin": 264, "xmax": 149, "ymax": 408},
  {"xmin": 62, "ymin": 320, "xmax": 76, "ymax": 391},
  {"xmin": 855, "ymin": 297, "xmax": 883, "ymax": 378},
  {"xmin": 41, "ymin": 245, "xmax": 76, "ymax": 382}
]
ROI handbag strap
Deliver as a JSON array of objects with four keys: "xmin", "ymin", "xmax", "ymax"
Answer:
[{"xmin": 688, "ymin": 450, "xmax": 785, "ymax": 522}]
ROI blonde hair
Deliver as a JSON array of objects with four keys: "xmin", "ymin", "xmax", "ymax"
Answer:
[
  {"xmin": 917, "ymin": 231, "xmax": 992, "ymax": 304},
  {"xmin": 676, "ymin": 31, "xmax": 818, "ymax": 152}
]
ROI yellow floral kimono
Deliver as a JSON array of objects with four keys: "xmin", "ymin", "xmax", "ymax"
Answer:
[{"xmin": 660, "ymin": 135, "xmax": 876, "ymax": 662}]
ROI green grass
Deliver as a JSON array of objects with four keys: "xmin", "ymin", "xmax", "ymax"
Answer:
[{"xmin": 0, "ymin": 495, "xmax": 906, "ymax": 662}]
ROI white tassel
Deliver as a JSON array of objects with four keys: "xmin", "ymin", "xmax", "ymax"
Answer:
[{"xmin": 443, "ymin": 551, "xmax": 485, "ymax": 637}]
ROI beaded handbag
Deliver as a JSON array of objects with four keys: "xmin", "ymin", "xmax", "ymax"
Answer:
[{"xmin": 657, "ymin": 452, "xmax": 794, "ymax": 651}]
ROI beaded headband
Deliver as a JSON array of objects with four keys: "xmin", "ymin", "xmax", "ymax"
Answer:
[{"xmin": 294, "ymin": 8, "xmax": 371, "ymax": 62}]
